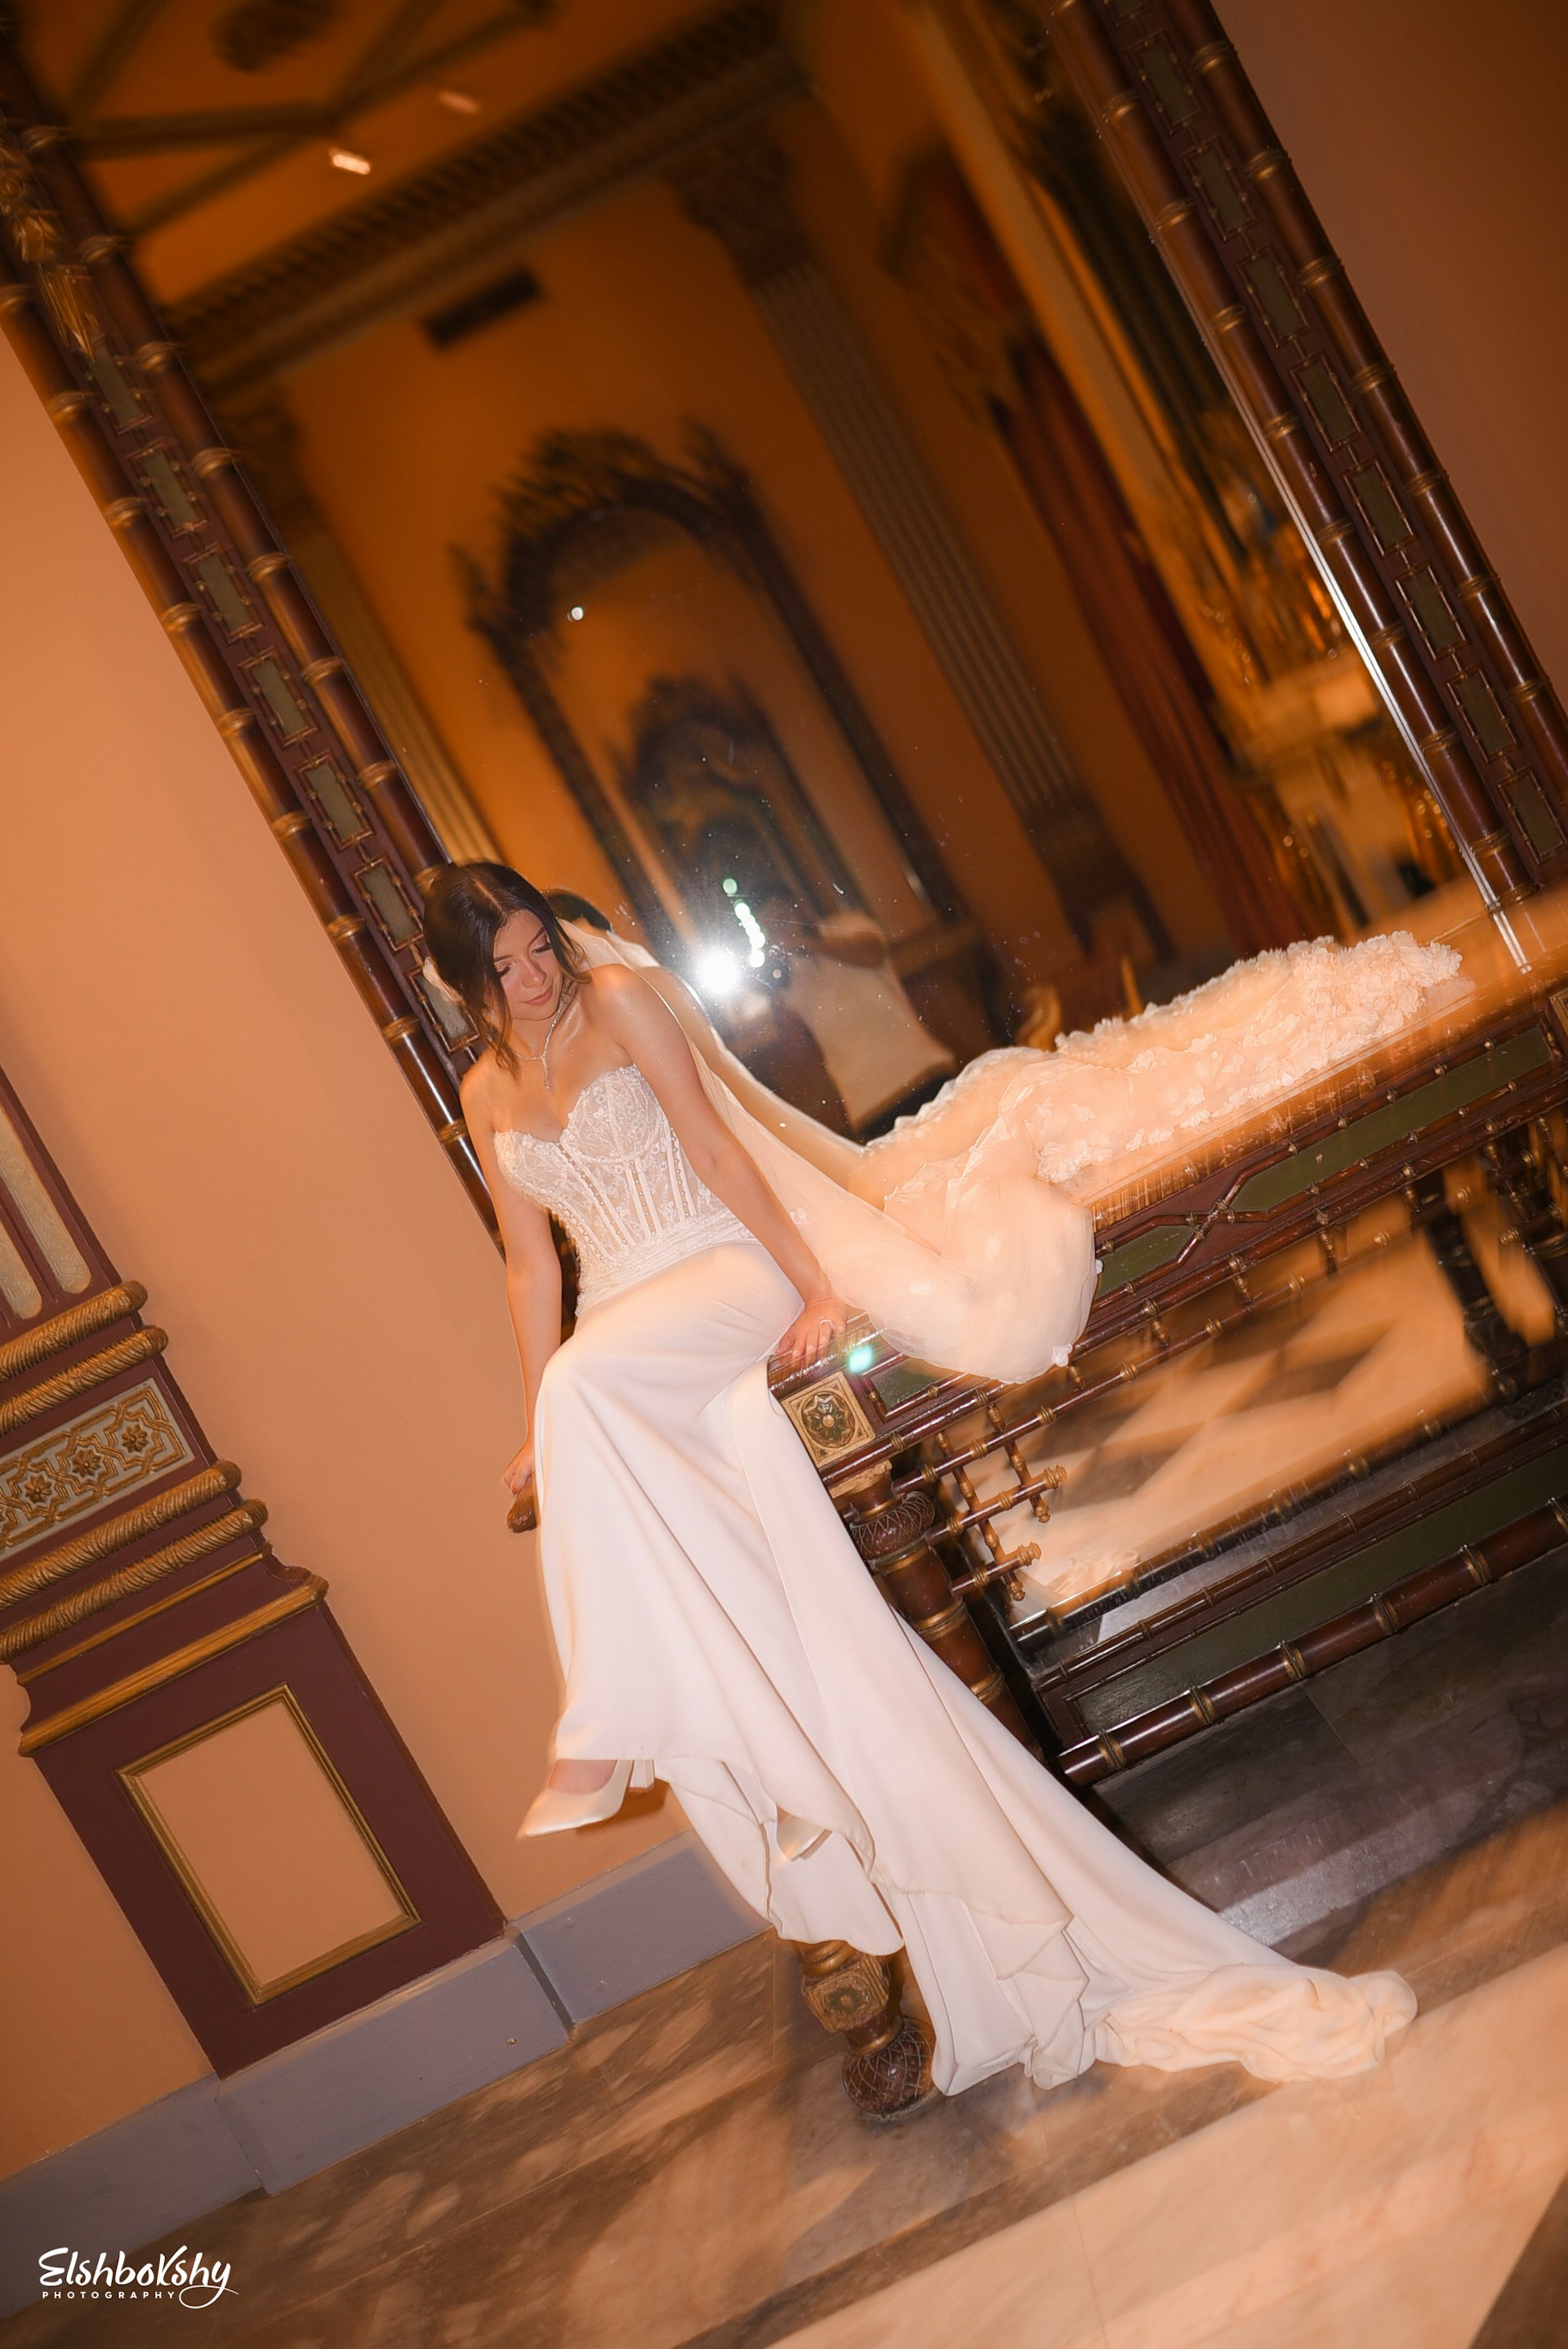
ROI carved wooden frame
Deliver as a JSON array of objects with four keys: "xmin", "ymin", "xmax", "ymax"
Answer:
[
  {"xmin": 1036, "ymin": 0, "xmax": 1568, "ymax": 905},
  {"xmin": 0, "ymin": 56, "xmax": 489, "ymax": 1224}
]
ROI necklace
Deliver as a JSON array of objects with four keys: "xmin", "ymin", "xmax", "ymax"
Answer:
[{"xmin": 514, "ymin": 980, "xmax": 575, "ymax": 1090}]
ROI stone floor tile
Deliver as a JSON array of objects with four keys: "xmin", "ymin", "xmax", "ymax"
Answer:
[{"xmin": 772, "ymin": 2194, "xmax": 1105, "ymax": 2349}]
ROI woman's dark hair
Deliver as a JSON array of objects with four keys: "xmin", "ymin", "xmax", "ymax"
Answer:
[
  {"xmin": 423, "ymin": 862, "xmax": 583, "ymax": 1072},
  {"xmin": 545, "ymin": 887, "xmax": 613, "ymax": 934}
]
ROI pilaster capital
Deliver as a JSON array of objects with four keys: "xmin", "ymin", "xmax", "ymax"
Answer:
[{"xmin": 668, "ymin": 128, "xmax": 808, "ymax": 287}]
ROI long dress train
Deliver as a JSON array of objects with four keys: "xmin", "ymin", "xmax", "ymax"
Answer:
[
  {"xmin": 591, "ymin": 922, "xmax": 1467, "ymax": 1385},
  {"xmin": 501, "ymin": 925, "xmax": 1450, "ymax": 2093}
]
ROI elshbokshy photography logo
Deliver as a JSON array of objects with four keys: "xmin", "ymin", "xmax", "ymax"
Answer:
[{"xmin": 39, "ymin": 2245, "xmax": 235, "ymax": 2308}]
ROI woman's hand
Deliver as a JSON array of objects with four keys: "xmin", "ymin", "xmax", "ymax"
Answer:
[
  {"xmin": 502, "ymin": 1440, "xmax": 537, "ymax": 1532},
  {"xmin": 776, "ymin": 1290, "xmax": 851, "ymax": 1375}
]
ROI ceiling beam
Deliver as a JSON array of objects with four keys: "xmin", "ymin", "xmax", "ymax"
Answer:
[
  {"xmin": 75, "ymin": 103, "xmax": 323, "ymax": 155},
  {"xmin": 125, "ymin": 133, "xmax": 305, "ymax": 235},
  {"xmin": 169, "ymin": 2, "xmax": 795, "ymax": 391},
  {"xmin": 66, "ymin": 0, "xmax": 170, "ymax": 118},
  {"xmin": 335, "ymin": 0, "xmax": 448, "ymax": 109},
  {"xmin": 118, "ymin": 7, "xmax": 547, "ymax": 237}
]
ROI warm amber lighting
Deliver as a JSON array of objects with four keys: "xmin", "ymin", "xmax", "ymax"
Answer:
[
  {"xmin": 438, "ymin": 88, "xmax": 480, "ymax": 114},
  {"xmin": 330, "ymin": 149, "xmax": 372, "ymax": 176}
]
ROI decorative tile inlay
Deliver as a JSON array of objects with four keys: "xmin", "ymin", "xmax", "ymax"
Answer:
[
  {"xmin": 0, "ymin": 1377, "xmax": 194, "ymax": 1554},
  {"xmin": 782, "ymin": 1372, "xmax": 874, "ymax": 1467}
]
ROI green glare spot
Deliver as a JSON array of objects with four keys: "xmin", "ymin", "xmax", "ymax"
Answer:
[
  {"xmin": 845, "ymin": 1343, "xmax": 876, "ymax": 1373},
  {"xmin": 722, "ymin": 877, "xmax": 739, "ymax": 895}
]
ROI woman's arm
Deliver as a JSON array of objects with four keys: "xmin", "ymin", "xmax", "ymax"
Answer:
[
  {"xmin": 466, "ymin": 1085, "xmax": 564, "ymax": 1495},
  {"xmin": 634, "ymin": 961, "xmax": 871, "ymax": 1191},
  {"xmin": 595, "ymin": 969, "xmax": 849, "ymax": 1370}
]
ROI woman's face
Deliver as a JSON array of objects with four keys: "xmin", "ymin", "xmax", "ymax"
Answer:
[{"xmin": 491, "ymin": 911, "xmax": 561, "ymax": 1026}]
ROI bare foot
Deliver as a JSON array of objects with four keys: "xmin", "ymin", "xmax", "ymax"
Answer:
[{"xmin": 547, "ymin": 1758, "xmax": 617, "ymax": 1794}]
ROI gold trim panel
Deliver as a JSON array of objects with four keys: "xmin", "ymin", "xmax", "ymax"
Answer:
[
  {"xmin": 0, "ymin": 1502, "xmax": 267, "ymax": 1661},
  {"xmin": 118, "ymin": 1683, "xmax": 418, "ymax": 2004},
  {"xmin": 20, "ymin": 1580, "xmax": 326, "ymax": 1752},
  {"xmin": 0, "ymin": 1377, "xmax": 196, "ymax": 1558},
  {"xmin": 0, "ymin": 1461, "xmax": 242, "ymax": 1609},
  {"xmin": 0, "ymin": 1281, "xmax": 146, "ymax": 1386},
  {"xmin": 16, "ymin": 1553, "xmax": 265, "ymax": 1682},
  {"xmin": 0, "ymin": 1328, "xmax": 167, "ymax": 1438}
]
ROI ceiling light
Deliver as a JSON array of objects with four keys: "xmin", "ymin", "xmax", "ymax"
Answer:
[
  {"xmin": 438, "ymin": 88, "xmax": 480, "ymax": 114},
  {"xmin": 330, "ymin": 148, "xmax": 372, "ymax": 175},
  {"xmin": 567, "ymin": 604, "xmax": 584, "ymax": 622}
]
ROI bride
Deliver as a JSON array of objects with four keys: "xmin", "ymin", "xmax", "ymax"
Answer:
[{"xmin": 430, "ymin": 859, "xmax": 1445, "ymax": 2099}]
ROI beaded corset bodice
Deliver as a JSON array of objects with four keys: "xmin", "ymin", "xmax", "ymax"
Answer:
[{"xmin": 492, "ymin": 1063, "xmax": 751, "ymax": 1310}]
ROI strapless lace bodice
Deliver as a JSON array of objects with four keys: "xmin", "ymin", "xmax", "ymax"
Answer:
[{"xmin": 493, "ymin": 1063, "xmax": 751, "ymax": 1310}]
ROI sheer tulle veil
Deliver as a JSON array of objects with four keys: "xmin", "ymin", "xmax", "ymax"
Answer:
[{"xmin": 560, "ymin": 919, "xmax": 1464, "ymax": 1385}]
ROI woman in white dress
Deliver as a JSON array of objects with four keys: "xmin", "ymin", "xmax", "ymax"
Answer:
[{"xmin": 429, "ymin": 861, "xmax": 1439, "ymax": 2099}]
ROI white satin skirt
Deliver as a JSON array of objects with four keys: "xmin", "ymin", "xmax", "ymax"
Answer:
[{"xmin": 532, "ymin": 1238, "xmax": 1414, "ymax": 2097}]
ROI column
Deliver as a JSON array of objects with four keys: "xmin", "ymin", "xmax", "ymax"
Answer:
[{"xmin": 670, "ymin": 131, "xmax": 1150, "ymax": 947}]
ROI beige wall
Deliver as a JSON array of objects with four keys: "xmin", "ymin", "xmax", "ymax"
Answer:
[
  {"xmin": 0, "ymin": 338, "xmax": 677, "ymax": 2177},
  {"xmin": 801, "ymin": 0, "xmax": 1226, "ymax": 956},
  {"xmin": 1219, "ymin": 0, "xmax": 1568, "ymax": 705},
  {"xmin": 283, "ymin": 145, "xmax": 1092, "ymax": 987}
]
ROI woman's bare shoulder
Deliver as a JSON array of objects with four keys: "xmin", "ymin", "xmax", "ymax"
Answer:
[
  {"xmin": 581, "ymin": 960, "xmax": 648, "ymax": 1005},
  {"xmin": 586, "ymin": 961, "xmax": 680, "ymax": 1043},
  {"xmin": 459, "ymin": 1050, "xmax": 497, "ymax": 1124},
  {"xmin": 577, "ymin": 960, "xmax": 661, "ymax": 1033}
]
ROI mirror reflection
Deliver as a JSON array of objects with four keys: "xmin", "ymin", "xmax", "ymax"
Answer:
[
  {"xmin": 30, "ymin": 0, "xmax": 1521, "ymax": 1622},
  {"xmin": 79, "ymin": 0, "xmax": 1478, "ymax": 1139}
]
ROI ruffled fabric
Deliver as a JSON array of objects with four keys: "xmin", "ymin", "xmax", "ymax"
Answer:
[
  {"xmin": 559, "ymin": 925, "xmax": 1462, "ymax": 1387},
  {"xmin": 864, "ymin": 931, "xmax": 1464, "ymax": 1200}
]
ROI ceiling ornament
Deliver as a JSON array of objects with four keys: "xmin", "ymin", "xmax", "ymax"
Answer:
[
  {"xmin": 211, "ymin": 0, "xmax": 338, "ymax": 75},
  {"xmin": 0, "ymin": 131, "xmax": 100, "ymax": 352}
]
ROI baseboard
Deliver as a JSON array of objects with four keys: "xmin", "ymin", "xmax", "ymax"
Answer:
[
  {"xmin": 520, "ymin": 1830, "xmax": 763, "ymax": 2021},
  {"xmin": 216, "ymin": 1933, "xmax": 569, "ymax": 2195},
  {"xmin": 0, "ymin": 2075, "xmax": 259, "ymax": 2320},
  {"xmin": 0, "ymin": 1832, "xmax": 764, "ymax": 2314}
]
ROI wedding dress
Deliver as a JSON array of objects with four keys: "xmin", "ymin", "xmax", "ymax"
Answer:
[{"xmin": 493, "ymin": 929, "xmax": 1458, "ymax": 2096}]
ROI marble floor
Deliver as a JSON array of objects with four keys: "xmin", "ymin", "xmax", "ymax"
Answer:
[
  {"xmin": 7, "ymin": 1558, "xmax": 1567, "ymax": 2349},
  {"xmin": 1098, "ymin": 1533, "xmax": 1568, "ymax": 1961},
  {"xmin": 784, "ymin": 1937, "xmax": 1568, "ymax": 2349}
]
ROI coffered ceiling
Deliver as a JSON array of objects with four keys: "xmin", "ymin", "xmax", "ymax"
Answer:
[{"xmin": 14, "ymin": 0, "xmax": 713, "ymax": 297}]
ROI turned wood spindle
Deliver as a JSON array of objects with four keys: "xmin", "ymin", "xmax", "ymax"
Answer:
[
  {"xmin": 835, "ymin": 1460, "xmax": 1038, "ymax": 1752},
  {"xmin": 792, "ymin": 1938, "xmax": 933, "ymax": 2121}
]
